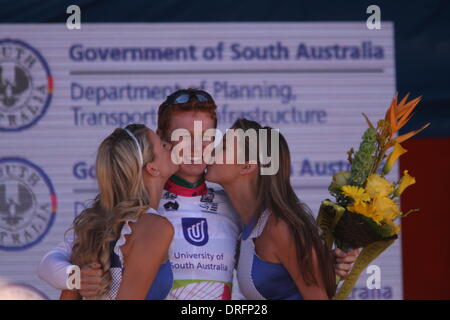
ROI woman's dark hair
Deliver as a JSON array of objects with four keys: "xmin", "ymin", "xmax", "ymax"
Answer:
[{"xmin": 231, "ymin": 118, "xmax": 336, "ymax": 298}]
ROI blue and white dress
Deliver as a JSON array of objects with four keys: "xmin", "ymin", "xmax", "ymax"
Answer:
[
  {"xmin": 236, "ymin": 209, "xmax": 304, "ymax": 300},
  {"xmin": 104, "ymin": 208, "xmax": 173, "ymax": 300}
]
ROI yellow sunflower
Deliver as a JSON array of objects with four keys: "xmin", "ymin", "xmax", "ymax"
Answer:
[
  {"xmin": 348, "ymin": 201, "xmax": 384, "ymax": 224},
  {"xmin": 373, "ymin": 196, "xmax": 402, "ymax": 221},
  {"xmin": 366, "ymin": 174, "xmax": 394, "ymax": 198},
  {"xmin": 341, "ymin": 185, "xmax": 371, "ymax": 204}
]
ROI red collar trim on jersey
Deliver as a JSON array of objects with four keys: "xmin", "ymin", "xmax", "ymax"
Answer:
[{"xmin": 164, "ymin": 175, "xmax": 208, "ymax": 197}]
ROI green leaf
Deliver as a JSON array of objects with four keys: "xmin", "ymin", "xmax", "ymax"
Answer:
[
  {"xmin": 348, "ymin": 128, "xmax": 377, "ymax": 187},
  {"xmin": 316, "ymin": 200, "xmax": 345, "ymax": 250}
]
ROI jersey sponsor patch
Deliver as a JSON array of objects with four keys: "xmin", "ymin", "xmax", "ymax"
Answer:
[
  {"xmin": 163, "ymin": 191, "xmax": 178, "ymax": 200},
  {"xmin": 182, "ymin": 217, "xmax": 209, "ymax": 246},
  {"xmin": 199, "ymin": 202, "xmax": 219, "ymax": 214},
  {"xmin": 164, "ymin": 201, "xmax": 179, "ymax": 211},
  {"xmin": 200, "ymin": 189, "xmax": 215, "ymax": 203}
]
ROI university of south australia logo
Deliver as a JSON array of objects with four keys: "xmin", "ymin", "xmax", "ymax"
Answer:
[
  {"xmin": 0, "ymin": 39, "xmax": 53, "ymax": 132},
  {"xmin": 182, "ymin": 218, "xmax": 209, "ymax": 247},
  {"xmin": 0, "ymin": 157, "xmax": 57, "ymax": 250}
]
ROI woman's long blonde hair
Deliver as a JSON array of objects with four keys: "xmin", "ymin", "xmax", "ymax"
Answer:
[{"xmin": 69, "ymin": 124, "xmax": 154, "ymax": 298}]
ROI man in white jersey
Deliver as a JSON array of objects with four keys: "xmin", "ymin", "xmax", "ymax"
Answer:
[
  {"xmin": 159, "ymin": 179, "xmax": 241, "ymax": 299},
  {"xmin": 37, "ymin": 89, "xmax": 358, "ymax": 300}
]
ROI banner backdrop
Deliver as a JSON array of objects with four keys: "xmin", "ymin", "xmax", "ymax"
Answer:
[{"xmin": 0, "ymin": 23, "xmax": 399, "ymax": 300}]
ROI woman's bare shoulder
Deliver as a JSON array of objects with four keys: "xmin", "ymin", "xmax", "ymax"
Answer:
[
  {"xmin": 130, "ymin": 213, "xmax": 174, "ymax": 244},
  {"xmin": 265, "ymin": 214, "xmax": 294, "ymax": 246}
]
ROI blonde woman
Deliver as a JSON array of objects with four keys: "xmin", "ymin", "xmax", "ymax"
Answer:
[{"xmin": 60, "ymin": 124, "xmax": 178, "ymax": 299}]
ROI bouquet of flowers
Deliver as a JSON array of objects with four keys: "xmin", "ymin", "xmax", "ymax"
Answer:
[{"xmin": 317, "ymin": 94, "xmax": 430, "ymax": 300}]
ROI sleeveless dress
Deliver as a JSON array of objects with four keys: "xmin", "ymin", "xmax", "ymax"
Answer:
[
  {"xmin": 104, "ymin": 207, "xmax": 173, "ymax": 300},
  {"xmin": 236, "ymin": 209, "xmax": 304, "ymax": 300}
]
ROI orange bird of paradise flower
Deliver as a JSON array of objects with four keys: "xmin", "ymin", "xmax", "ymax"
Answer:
[
  {"xmin": 385, "ymin": 94, "xmax": 430, "ymax": 144},
  {"xmin": 363, "ymin": 93, "xmax": 430, "ymax": 153}
]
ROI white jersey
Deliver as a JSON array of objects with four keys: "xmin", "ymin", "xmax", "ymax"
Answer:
[
  {"xmin": 37, "ymin": 178, "xmax": 244, "ymax": 300},
  {"xmin": 158, "ymin": 181, "xmax": 242, "ymax": 300}
]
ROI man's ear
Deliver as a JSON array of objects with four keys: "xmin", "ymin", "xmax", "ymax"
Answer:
[
  {"xmin": 145, "ymin": 162, "xmax": 160, "ymax": 177},
  {"xmin": 239, "ymin": 163, "xmax": 258, "ymax": 176},
  {"xmin": 157, "ymin": 129, "xmax": 173, "ymax": 146}
]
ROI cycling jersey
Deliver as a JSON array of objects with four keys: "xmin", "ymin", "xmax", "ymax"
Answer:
[
  {"xmin": 159, "ymin": 175, "xmax": 242, "ymax": 300},
  {"xmin": 37, "ymin": 175, "xmax": 243, "ymax": 300}
]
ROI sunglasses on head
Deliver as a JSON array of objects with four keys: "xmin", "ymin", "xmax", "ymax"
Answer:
[{"xmin": 164, "ymin": 90, "xmax": 214, "ymax": 106}]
